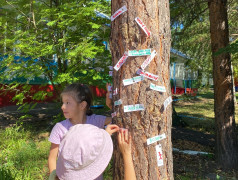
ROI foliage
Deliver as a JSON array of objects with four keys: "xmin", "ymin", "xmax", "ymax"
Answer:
[
  {"xmin": 0, "ymin": 123, "xmax": 50, "ymax": 179},
  {"xmin": 0, "ymin": 0, "xmax": 112, "ymax": 114},
  {"xmin": 170, "ymin": 0, "xmax": 237, "ymax": 86}
]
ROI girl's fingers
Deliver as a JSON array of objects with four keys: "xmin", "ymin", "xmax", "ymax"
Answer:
[
  {"xmin": 118, "ymin": 131, "xmax": 122, "ymax": 144},
  {"xmin": 124, "ymin": 129, "xmax": 128, "ymax": 143}
]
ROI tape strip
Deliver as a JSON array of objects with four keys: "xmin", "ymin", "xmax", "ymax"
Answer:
[
  {"xmin": 156, "ymin": 144, "xmax": 164, "ymax": 166},
  {"xmin": 147, "ymin": 133, "xmax": 166, "ymax": 145},
  {"xmin": 140, "ymin": 71, "xmax": 159, "ymax": 81},
  {"xmin": 164, "ymin": 96, "xmax": 172, "ymax": 109},
  {"xmin": 111, "ymin": 5, "xmax": 127, "ymax": 21},
  {"xmin": 141, "ymin": 50, "xmax": 157, "ymax": 70},
  {"xmin": 114, "ymin": 52, "xmax": 129, "ymax": 71},
  {"xmin": 135, "ymin": 17, "xmax": 151, "ymax": 37},
  {"xmin": 128, "ymin": 49, "xmax": 151, "ymax": 56},
  {"xmin": 123, "ymin": 76, "xmax": 144, "ymax": 86},
  {"xmin": 114, "ymin": 99, "xmax": 123, "ymax": 106},
  {"xmin": 150, "ymin": 83, "xmax": 166, "ymax": 92},
  {"xmin": 124, "ymin": 104, "xmax": 145, "ymax": 112}
]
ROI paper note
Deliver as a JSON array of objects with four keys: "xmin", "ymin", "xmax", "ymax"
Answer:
[
  {"xmin": 124, "ymin": 104, "xmax": 145, "ymax": 112},
  {"xmin": 123, "ymin": 76, "xmax": 144, "ymax": 86},
  {"xmin": 150, "ymin": 83, "xmax": 166, "ymax": 92},
  {"xmin": 156, "ymin": 144, "xmax": 164, "ymax": 166},
  {"xmin": 111, "ymin": 5, "xmax": 127, "ymax": 21},
  {"xmin": 164, "ymin": 96, "xmax": 172, "ymax": 109},
  {"xmin": 109, "ymin": 71, "xmax": 113, "ymax": 76},
  {"xmin": 108, "ymin": 66, "xmax": 113, "ymax": 70},
  {"xmin": 128, "ymin": 49, "xmax": 151, "ymax": 56},
  {"xmin": 123, "ymin": 78, "xmax": 134, "ymax": 86},
  {"xmin": 140, "ymin": 71, "xmax": 159, "ymax": 81},
  {"xmin": 111, "ymin": 111, "xmax": 117, "ymax": 118},
  {"xmin": 135, "ymin": 17, "xmax": 151, "ymax": 37},
  {"xmin": 113, "ymin": 88, "xmax": 118, "ymax": 96},
  {"xmin": 141, "ymin": 50, "xmax": 157, "ymax": 70},
  {"xmin": 114, "ymin": 52, "xmax": 129, "ymax": 71},
  {"xmin": 107, "ymin": 85, "xmax": 112, "ymax": 92},
  {"xmin": 147, "ymin": 133, "xmax": 166, "ymax": 145},
  {"xmin": 114, "ymin": 99, "xmax": 123, "ymax": 106}
]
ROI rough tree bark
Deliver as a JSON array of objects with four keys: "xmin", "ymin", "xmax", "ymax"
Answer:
[
  {"xmin": 110, "ymin": 0, "xmax": 173, "ymax": 179},
  {"xmin": 208, "ymin": 0, "xmax": 238, "ymax": 169}
]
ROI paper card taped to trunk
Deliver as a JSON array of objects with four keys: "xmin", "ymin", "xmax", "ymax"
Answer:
[
  {"xmin": 140, "ymin": 71, "xmax": 159, "ymax": 81},
  {"xmin": 164, "ymin": 96, "xmax": 172, "ymax": 109},
  {"xmin": 123, "ymin": 76, "xmax": 144, "ymax": 86},
  {"xmin": 114, "ymin": 52, "xmax": 128, "ymax": 71},
  {"xmin": 147, "ymin": 133, "xmax": 166, "ymax": 145},
  {"xmin": 114, "ymin": 99, "xmax": 122, "ymax": 106},
  {"xmin": 124, "ymin": 104, "xmax": 144, "ymax": 112},
  {"xmin": 150, "ymin": 83, "xmax": 166, "ymax": 92},
  {"xmin": 128, "ymin": 49, "xmax": 151, "ymax": 56},
  {"xmin": 113, "ymin": 88, "xmax": 118, "ymax": 95},
  {"xmin": 111, "ymin": 111, "xmax": 117, "ymax": 118},
  {"xmin": 135, "ymin": 17, "xmax": 151, "ymax": 37},
  {"xmin": 156, "ymin": 144, "xmax": 164, "ymax": 166},
  {"xmin": 111, "ymin": 5, "xmax": 127, "ymax": 21},
  {"xmin": 109, "ymin": 71, "xmax": 113, "ymax": 76},
  {"xmin": 141, "ymin": 50, "xmax": 157, "ymax": 70}
]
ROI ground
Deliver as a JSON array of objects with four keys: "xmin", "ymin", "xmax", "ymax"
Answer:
[{"xmin": 0, "ymin": 94, "xmax": 238, "ymax": 179}]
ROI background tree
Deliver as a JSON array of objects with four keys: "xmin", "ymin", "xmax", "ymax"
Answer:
[
  {"xmin": 110, "ymin": 0, "xmax": 173, "ymax": 179},
  {"xmin": 208, "ymin": 0, "xmax": 238, "ymax": 169},
  {"xmin": 0, "ymin": 0, "xmax": 111, "ymax": 113}
]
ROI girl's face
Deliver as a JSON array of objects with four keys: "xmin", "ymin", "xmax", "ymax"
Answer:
[{"xmin": 61, "ymin": 93, "xmax": 81, "ymax": 120}]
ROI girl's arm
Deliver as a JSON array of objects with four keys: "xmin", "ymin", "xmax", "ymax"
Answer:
[
  {"xmin": 48, "ymin": 143, "xmax": 59, "ymax": 173},
  {"xmin": 118, "ymin": 129, "xmax": 136, "ymax": 180}
]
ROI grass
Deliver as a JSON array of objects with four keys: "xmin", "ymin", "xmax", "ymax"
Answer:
[
  {"xmin": 0, "ymin": 123, "xmax": 50, "ymax": 180},
  {"xmin": 173, "ymin": 89, "xmax": 238, "ymax": 133},
  {"xmin": 0, "ymin": 90, "xmax": 238, "ymax": 179}
]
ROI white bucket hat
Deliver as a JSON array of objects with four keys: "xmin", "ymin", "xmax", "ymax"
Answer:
[{"xmin": 56, "ymin": 124, "xmax": 113, "ymax": 180}]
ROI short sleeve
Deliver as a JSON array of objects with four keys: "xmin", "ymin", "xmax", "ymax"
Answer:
[
  {"xmin": 48, "ymin": 123, "xmax": 67, "ymax": 144},
  {"xmin": 86, "ymin": 114, "xmax": 106, "ymax": 129}
]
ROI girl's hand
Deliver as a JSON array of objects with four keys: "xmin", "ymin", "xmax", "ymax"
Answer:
[
  {"xmin": 105, "ymin": 124, "xmax": 119, "ymax": 135},
  {"xmin": 118, "ymin": 128, "xmax": 131, "ymax": 157}
]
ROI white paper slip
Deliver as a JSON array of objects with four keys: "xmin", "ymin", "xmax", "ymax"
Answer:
[
  {"xmin": 114, "ymin": 52, "xmax": 128, "ymax": 71},
  {"xmin": 111, "ymin": 5, "xmax": 127, "ymax": 21},
  {"xmin": 164, "ymin": 96, "xmax": 172, "ymax": 109},
  {"xmin": 141, "ymin": 50, "xmax": 157, "ymax": 70},
  {"xmin": 111, "ymin": 111, "xmax": 117, "ymax": 118},
  {"xmin": 147, "ymin": 133, "xmax": 166, "ymax": 145},
  {"xmin": 156, "ymin": 144, "xmax": 164, "ymax": 166},
  {"xmin": 123, "ymin": 76, "xmax": 144, "ymax": 86},
  {"xmin": 128, "ymin": 49, "xmax": 151, "ymax": 56},
  {"xmin": 114, "ymin": 99, "xmax": 123, "ymax": 106},
  {"xmin": 140, "ymin": 71, "xmax": 159, "ymax": 81},
  {"xmin": 109, "ymin": 71, "xmax": 113, "ymax": 76},
  {"xmin": 113, "ymin": 88, "xmax": 118, "ymax": 96},
  {"xmin": 124, "ymin": 104, "xmax": 145, "ymax": 112},
  {"xmin": 150, "ymin": 83, "xmax": 166, "ymax": 93},
  {"xmin": 123, "ymin": 78, "xmax": 134, "ymax": 86},
  {"xmin": 133, "ymin": 76, "xmax": 144, "ymax": 83},
  {"xmin": 135, "ymin": 17, "xmax": 151, "ymax": 37},
  {"xmin": 107, "ymin": 85, "xmax": 112, "ymax": 92}
]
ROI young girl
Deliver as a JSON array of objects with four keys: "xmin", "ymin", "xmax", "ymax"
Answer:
[
  {"xmin": 48, "ymin": 124, "xmax": 136, "ymax": 180},
  {"xmin": 48, "ymin": 83, "xmax": 114, "ymax": 176}
]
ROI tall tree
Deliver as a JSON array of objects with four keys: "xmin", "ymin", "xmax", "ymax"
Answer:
[
  {"xmin": 208, "ymin": 0, "xmax": 238, "ymax": 169},
  {"xmin": 110, "ymin": 0, "xmax": 173, "ymax": 179}
]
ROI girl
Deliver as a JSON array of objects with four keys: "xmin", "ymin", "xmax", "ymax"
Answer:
[
  {"xmin": 48, "ymin": 83, "xmax": 115, "ymax": 176},
  {"xmin": 48, "ymin": 124, "xmax": 136, "ymax": 180}
]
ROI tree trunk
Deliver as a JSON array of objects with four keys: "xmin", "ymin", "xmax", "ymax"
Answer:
[
  {"xmin": 110, "ymin": 0, "xmax": 173, "ymax": 179},
  {"xmin": 208, "ymin": 0, "xmax": 238, "ymax": 169}
]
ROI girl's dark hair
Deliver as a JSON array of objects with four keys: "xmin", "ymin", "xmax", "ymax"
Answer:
[{"xmin": 61, "ymin": 83, "xmax": 93, "ymax": 116}]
